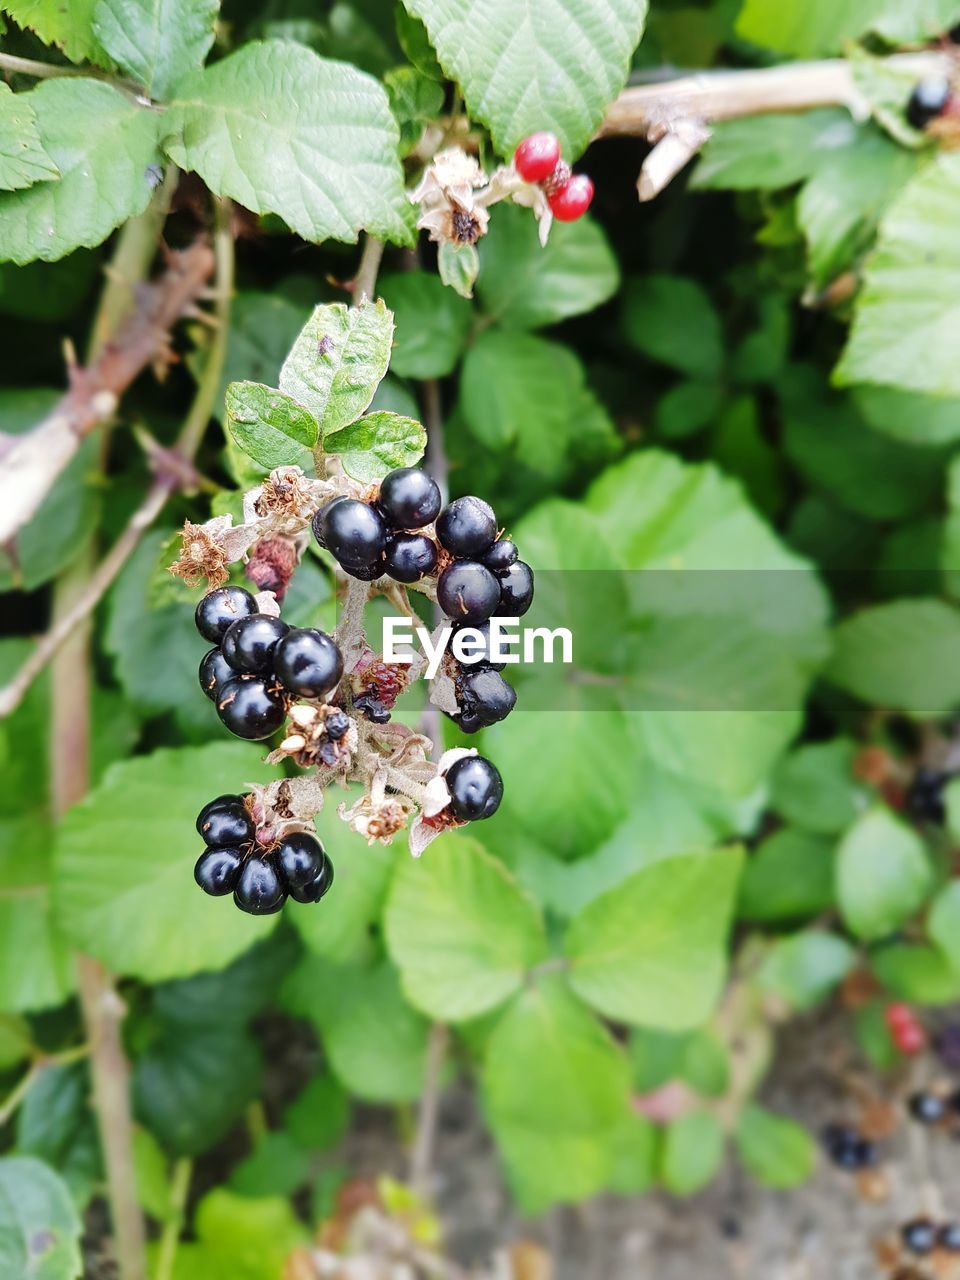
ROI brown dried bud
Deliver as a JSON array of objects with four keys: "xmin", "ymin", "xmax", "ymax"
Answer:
[
  {"xmin": 167, "ymin": 520, "xmax": 230, "ymax": 590},
  {"xmin": 270, "ymin": 703, "xmax": 356, "ymax": 770},
  {"xmin": 253, "ymin": 468, "xmax": 315, "ymax": 519},
  {"xmin": 350, "ymin": 648, "xmax": 413, "ymax": 722},
  {"xmin": 245, "ymin": 536, "xmax": 299, "ymax": 601}
]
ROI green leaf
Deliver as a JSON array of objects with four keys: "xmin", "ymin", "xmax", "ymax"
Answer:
[
  {"xmin": 15, "ymin": 1063, "xmax": 101, "ymax": 1210},
  {"xmin": 870, "ymin": 941, "xmax": 960, "ymax": 1004},
  {"xmin": 228, "ymin": 1133, "xmax": 311, "ymax": 1199},
  {"xmin": 735, "ymin": 1105, "xmax": 815, "ymax": 1189},
  {"xmin": 282, "ymin": 1074, "xmax": 349, "ymax": 1152},
  {"xmin": 482, "ymin": 974, "xmax": 631, "ymax": 1212},
  {"xmin": 402, "ymin": 0, "xmax": 648, "ymax": 158},
  {"xmin": 0, "ymin": 813, "xmax": 74, "ymax": 1015},
  {"xmin": 323, "ymin": 411, "xmax": 426, "ymax": 483},
  {"xmin": 736, "ymin": 0, "xmax": 960, "ymax": 56},
  {"xmin": 0, "ymin": 1156, "xmax": 82, "ymax": 1280},
  {"xmin": 161, "ymin": 1189, "xmax": 308, "ymax": 1280},
  {"xmin": 0, "ymin": 78, "xmax": 160, "ymax": 265},
  {"xmin": 458, "ymin": 330, "xmax": 618, "ymax": 477},
  {"xmin": 378, "ymin": 271, "xmax": 472, "ymax": 377},
  {"xmin": 565, "ymin": 847, "xmax": 743, "ymax": 1029},
  {"xmin": 826, "ymin": 599, "xmax": 960, "ymax": 717},
  {"xmin": 384, "ymin": 65, "xmax": 444, "ymax": 155},
  {"xmin": 476, "ymin": 204, "xmax": 619, "ymax": 329},
  {"xmin": 659, "ymin": 1111, "xmax": 724, "ymax": 1196},
  {"xmin": 836, "ymin": 154, "xmax": 960, "ymax": 397},
  {"xmin": 738, "ymin": 828, "xmax": 836, "ymax": 924},
  {"xmin": 224, "ymin": 381, "xmax": 318, "ymax": 470},
  {"xmin": 771, "ymin": 738, "xmax": 871, "ymax": 835},
  {"xmin": 385, "ymin": 834, "xmax": 547, "ymax": 1021},
  {"xmin": 758, "ymin": 930, "xmax": 855, "ymax": 1010},
  {"xmin": 694, "ymin": 111, "xmax": 857, "ymax": 191},
  {"xmin": 655, "ymin": 379, "xmax": 723, "ymax": 439},
  {"xmin": 1, "ymin": 0, "xmax": 103, "ymax": 62},
  {"xmin": 437, "ymin": 241, "xmax": 478, "ymax": 298},
  {"xmin": 853, "ymin": 383, "xmax": 960, "ymax": 447},
  {"xmin": 0, "ymin": 82, "xmax": 58, "ymax": 191},
  {"xmin": 836, "ymin": 808, "xmax": 931, "ymax": 942},
  {"xmin": 621, "ymin": 274, "xmax": 723, "ymax": 378},
  {"xmin": 928, "ymin": 881, "xmax": 960, "ymax": 974},
  {"xmin": 280, "ymin": 298, "xmax": 393, "ymax": 433},
  {"xmin": 92, "ymin": 0, "xmax": 217, "ymax": 98},
  {"xmin": 213, "ymin": 291, "xmax": 311, "ymax": 423},
  {"xmin": 282, "ymin": 957, "xmax": 429, "ymax": 1103},
  {"xmin": 605, "ymin": 1110, "xmax": 658, "ymax": 1196},
  {"xmin": 162, "ymin": 41, "xmax": 411, "ymax": 245},
  {"xmin": 53, "ymin": 743, "xmax": 280, "ymax": 982}
]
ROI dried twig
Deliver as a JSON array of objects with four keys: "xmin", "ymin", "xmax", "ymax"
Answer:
[{"xmin": 410, "ymin": 1022, "xmax": 449, "ymax": 1197}]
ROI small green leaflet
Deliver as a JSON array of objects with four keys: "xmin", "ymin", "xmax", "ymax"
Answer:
[
  {"xmin": 1, "ymin": 0, "xmax": 105, "ymax": 63},
  {"xmin": 0, "ymin": 1156, "xmax": 83, "ymax": 1280},
  {"xmin": 0, "ymin": 82, "xmax": 58, "ymax": 192},
  {"xmin": 438, "ymin": 241, "xmax": 479, "ymax": 298},
  {"xmin": 224, "ymin": 381, "xmax": 318, "ymax": 470},
  {"xmin": 92, "ymin": 0, "xmax": 219, "ymax": 99},
  {"xmin": 323, "ymin": 413, "xmax": 426, "ymax": 483}
]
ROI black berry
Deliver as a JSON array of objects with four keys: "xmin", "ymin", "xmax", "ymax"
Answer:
[
  {"xmin": 276, "ymin": 831, "xmax": 326, "ymax": 891},
  {"xmin": 216, "ymin": 676, "xmax": 286, "ymax": 740},
  {"xmin": 908, "ymin": 1091, "xmax": 946, "ymax": 1124},
  {"xmin": 437, "ymin": 561, "xmax": 501, "ymax": 623},
  {"xmin": 906, "ymin": 76, "xmax": 952, "ymax": 130},
  {"xmin": 481, "ymin": 539, "xmax": 518, "ymax": 572},
  {"xmin": 273, "ymin": 628, "xmax": 343, "ymax": 699},
  {"xmin": 194, "ymin": 847, "xmax": 243, "ymax": 896},
  {"xmin": 378, "ymin": 467, "xmax": 442, "ymax": 529},
  {"xmin": 199, "ymin": 647, "xmax": 234, "ymax": 701},
  {"xmin": 497, "ymin": 560, "xmax": 534, "ymax": 617},
  {"xmin": 233, "ymin": 858, "xmax": 286, "ymax": 915},
  {"xmin": 451, "ymin": 619, "xmax": 506, "ymax": 671},
  {"xmin": 821, "ymin": 1124, "xmax": 874, "ymax": 1170},
  {"xmin": 315, "ymin": 498, "xmax": 386, "ymax": 573},
  {"xmin": 455, "ymin": 667, "xmax": 516, "ymax": 732},
  {"xmin": 353, "ymin": 692, "xmax": 391, "ymax": 723},
  {"xmin": 324, "ymin": 709, "xmax": 351, "ymax": 740},
  {"xmin": 906, "ymin": 767, "xmax": 949, "ymax": 825},
  {"xmin": 196, "ymin": 794, "xmax": 254, "ymax": 846},
  {"xmin": 222, "ymin": 614, "xmax": 289, "ymax": 675},
  {"xmin": 435, "ymin": 496, "xmax": 497, "ymax": 558},
  {"xmin": 940, "ymin": 1223, "xmax": 960, "ymax": 1252},
  {"xmin": 445, "ymin": 754, "xmax": 503, "ymax": 822},
  {"xmin": 901, "ymin": 1219, "xmax": 938, "ymax": 1256},
  {"xmin": 288, "ymin": 851, "xmax": 334, "ymax": 904},
  {"xmin": 195, "ymin": 585, "xmax": 258, "ymax": 643},
  {"xmin": 384, "ymin": 531, "xmax": 438, "ymax": 583}
]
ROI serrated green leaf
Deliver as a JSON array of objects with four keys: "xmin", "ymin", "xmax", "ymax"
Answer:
[
  {"xmin": 0, "ymin": 1156, "xmax": 82, "ymax": 1280},
  {"xmin": 378, "ymin": 270, "xmax": 472, "ymax": 378},
  {"xmin": 836, "ymin": 154, "xmax": 960, "ymax": 397},
  {"xmin": 384, "ymin": 65, "xmax": 444, "ymax": 155},
  {"xmin": 659, "ymin": 1111, "xmax": 724, "ymax": 1195},
  {"xmin": 566, "ymin": 847, "xmax": 743, "ymax": 1029},
  {"xmin": 53, "ymin": 743, "xmax": 279, "ymax": 982},
  {"xmin": 2, "ymin": 0, "xmax": 104, "ymax": 62},
  {"xmin": 738, "ymin": 828, "xmax": 836, "ymax": 924},
  {"xmin": 621, "ymin": 274, "xmax": 723, "ymax": 378},
  {"xmin": 15, "ymin": 1063, "xmax": 101, "ymax": 1210},
  {"xmin": 476, "ymin": 204, "xmax": 619, "ymax": 329},
  {"xmin": 735, "ymin": 1105, "xmax": 815, "ymax": 1189},
  {"xmin": 826, "ymin": 598, "xmax": 960, "ymax": 717},
  {"xmin": 759, "ymin": 930, "xmax": 855, "ymax": 1010},
  {"xmin": 0, "ymin": 813, "xmax": 74, "ymax": 1015},
  {"xmin": 836, "ymin": 808, "xmax": 931, "ymax": 941},
  {"xmin": 162, "ymin": 41, "xmax": 411, "ymax": 245},
  {"xmin": 92, "ymin": 0, "xmax": 218, "ymax": 98},
  {"xmin": 437, "ymin": 241, "xmax": 478, "ymax": 298},
  {"xmin": 693, "ymin": 110, "xmax": 858, "ymax": 192},
  {"xmin": 736, "ymin": 0, "xmax": 960, "ymax": 57},
  {"xmin": 402, "ymin": 0, "xmax": 648, "ymax": 158},
  {"xmin": 871, "ymin": 941, "xmax": 960, "ymax": 1004},
  {"xmin": 0, "ymin": 82, "xmax": 58, "ymax": 191},
  {"xmin": 0, "ymin": 78, "xmax": 160, "ymax": 264},
  {"xmin": 323, "ymin": 411, "xmax": 425, "ymax": 482},
  {"xmin": 771, "ymin": 738, "xmax": 871, "ymax": 834},
  {"xmin": 280, "ymin": 298, "xmax": 393, "ymax": 433},
  {"xmin": 385, "ymin": 834, "xmax": 547, "ymax": 1021},
  {"xmin": 224, "ymin": 381, "xmax": 318, "ymax": 470}
]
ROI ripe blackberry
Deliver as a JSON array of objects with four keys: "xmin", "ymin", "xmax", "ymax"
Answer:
[
  {"xmin": 234, "ymin": 858, "xmax": 286, "ymax": 915},
  {"xmin": 276, "ymin": 831, "xmax": 326, "ymax": 892},
  {"xmin": 437, "ymin": 561, "xmax": 501, "ymax": 623},
  {"xmin": 906, "ymin": 76, "xmax": 952, "ymax": 130},
  {"xmin": 908, "ymin": 1091, "xmax": 946, "ymax": 1124},
  {"xmin": 445, "ymin": 755, "xmax": 503, "ymax": 822},
  {"xmin": 906, "ymin": 767, "xmax": 949, "ymax": 825},
  {"xmin": 481, "ymin": 539, "xmax": 518, "ymax": 572},
  {"xmin": 940, "ymin": 1223, "xmax": 960, "ymax": 1252},
  {"xmin": 314, "ymin": 498, "xmax": 386, "ymax": 576},
  {"xmin": 901, "ymin": 1218, "xmax": 938, "ymax": 1255},
  {"xmin": 435, "ymin": 496, "xmax": 497, "ymax": 558},
  {"xmin": 194, "ymin": 847, "xmax": 243, "ymax": 896},
  {"xmin": 324, "ymin": 709, "xmax": 351, "ymax": 740},
  {"xmin": 497, "ymin": 560, "xmax": 534, "ymax": 616},
  {"xmin": 384, "ymin": 531, "xmax": 438, "ymax": 583},
  {"xmin": 196, "ymin": 794, "xmax": 254, "ymax": 846},
  {"xmin": 199, "ymin": 647, "xmax": 234, "ymax": 701},
  {"xmin": 378, "ymin": 467, "xmax": 442, "ymax": 529},
  {"xmin": 288, "ymin": 850, "xmax": 334, "ymax": 903},
  {"xmin": 195, "ymin": 585, "xmax": 258, "ymax": 643},
  {"xmin": 222, "ymin": 614, "xmax": 289, "ymax": 675},
  {"xmin": 273, "ymin": 628, "xmax": 343, "ymax": 699},
  {"xmin": 455, "ymin": 667, "xmax": 516, "ymax": 733},
  {"xmin": 821, "ymin": 1124, "xmax": 875, "ymax": 1170},
  {"xmin": 216, "ymin": 676, "xmax": 286, "ymax": 740},
  {"xmin": 451, "ymin": 619, "xmax": 506, "ymax": 671}
]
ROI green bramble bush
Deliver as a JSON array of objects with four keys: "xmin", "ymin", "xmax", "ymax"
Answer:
[{"xmin": 5, "ymin": 0, "xmax": 960, "ymax": 1275}]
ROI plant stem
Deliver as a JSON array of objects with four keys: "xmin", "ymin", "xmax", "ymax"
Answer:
[
  {"xmin": 0, "ymin": 50, "xmax": 148, "ymax": 100},
  {"xmin": 409, "ymin": 1023, "xmax": 448, "ymax": 1197},
  {"xmin": 354, "ymin": 234, "xmax": 384, "ymax": 302},
  {"xmin": 154, "ymin": 1157, "xmax": 193, "ymax": 1280}
]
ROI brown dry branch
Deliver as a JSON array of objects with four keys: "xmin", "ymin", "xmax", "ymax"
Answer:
[
  {"xmin": 0, "ymin": 240, "xmax": 214, "ymax": 549},
  {"xmin": 599, "ymin": 50, "xmax": 950, "ymax": 200}
]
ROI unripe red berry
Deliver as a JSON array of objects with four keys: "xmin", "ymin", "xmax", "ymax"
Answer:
[
  {"xmin": 548, "ymin": 173, "xmax": 594, "ymax": 221},
  {"xmin": 514, "ymin": 132, "xmax": 561, "ymax": 184},
  {"xmin": 886, "ymin": 1003, "xmax": 926, "ymax": 1054}
]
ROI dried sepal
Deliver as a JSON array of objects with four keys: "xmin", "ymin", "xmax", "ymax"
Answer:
[
  {"xmin": 483, "ymin": 164, "xmax": 554, "ymax": 246},
  {"xmin": 268, "ymin": 702, "xmax": 358, "ymax": 771},
  {"xmin": 408, "ymin": 147, "xmax": 491, "ymax": 247},
  {"xmin": 167, "ymin": 519, "xmax": 232, "ymax": 589},
  {"xmin": 338, "ymin": 774, "xmax": 412, "ymax": 845}
]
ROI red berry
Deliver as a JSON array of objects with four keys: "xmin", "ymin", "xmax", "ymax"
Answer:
[
  {"xmin": 514, "ymin": 132, "xmax": 561, "ymax": 184},
  {"xmin": 886, "ymin": 1003, "xmax": 927, "ymax": 1054},
  {"xmin": 548, "ymin": 174, "xmax": 594, "ymax": 222},
  {"xmin": 885, "ymin": 1002, "xmax": 913, "ymax": 1030}
]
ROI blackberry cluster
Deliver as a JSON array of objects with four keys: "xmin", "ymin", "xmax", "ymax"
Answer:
[
  {"xmin": 435, "ymin": 496, "xmax": 533, "ymax": 734},
  {"xmin": 821, "ymin": 1123, "xmax": 876, "ymax": 1171},
  {"xmin": 901, "ymin": 1217, "xmax": 960, "ymax": 1256},
  {"xmin": 196, "ymin": 584, "xmax": 343, "ymax": 741},
  {"xmin": 312, "ymin": 467, "xmax": 442, "ymax": 582},
  {"xmin": 194, "ymin": 794, "xmax": 333, "ymax": 914}
]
